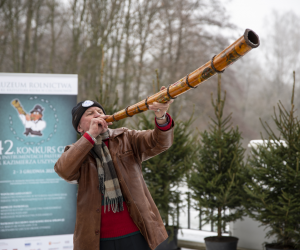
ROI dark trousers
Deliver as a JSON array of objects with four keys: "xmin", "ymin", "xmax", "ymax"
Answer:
[{"xmin": 100, "ymin": 233, "xmax": 151, "ymax": 250}]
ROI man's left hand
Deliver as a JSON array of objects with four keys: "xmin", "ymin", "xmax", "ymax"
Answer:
[{"xmin": 148, "ymin": 86, "xmax": 174, "ymax": 123}]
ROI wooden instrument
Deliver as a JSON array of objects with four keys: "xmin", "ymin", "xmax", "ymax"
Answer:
[{"xmin": 105, "ymin": 29, "xmax": 260, "ymax": 123}]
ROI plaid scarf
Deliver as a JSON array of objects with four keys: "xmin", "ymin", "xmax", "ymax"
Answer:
[{"xmin": 91, "ymin": 131, "xmax": 124, "ymax": 213}]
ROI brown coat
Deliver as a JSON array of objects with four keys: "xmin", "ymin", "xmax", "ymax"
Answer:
[{"xmin": 54, "ymin": 123, "xmax": 174, "ymax": 250}]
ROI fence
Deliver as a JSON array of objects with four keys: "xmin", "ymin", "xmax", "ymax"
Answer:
[{"xmin": 177, "ymin": 185, "xmax": 230, "ymax": 233}]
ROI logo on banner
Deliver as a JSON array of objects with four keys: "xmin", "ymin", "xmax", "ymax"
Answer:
[
  {"xmin": 11, "ymin": 99, "xmax": 46, "ymax": 137},
  {"xmin": 7, "ymin": 96, "xmax": 59, "ymax": 146},
  {"xmin": 49, "ymin": 241, "xmax": 60, "ymax": 245}
]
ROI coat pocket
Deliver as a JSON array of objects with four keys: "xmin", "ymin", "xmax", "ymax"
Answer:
[{"xmin": 119, "ymin": 150, "xmax": 141, "ymax": 174}]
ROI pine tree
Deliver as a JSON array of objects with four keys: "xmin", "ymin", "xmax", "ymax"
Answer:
[
  {"xmin": 136, "ymin": 111, "xmax": 197, "ymax": 228},
  {"xmin": 188, "ymin": 75, "xmax": 246, "ymax": 237},
  {"xmin": 244, "ymin": 72, "xmax": 300, "ymax": 249}
]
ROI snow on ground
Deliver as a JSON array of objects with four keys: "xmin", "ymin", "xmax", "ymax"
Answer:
[{"xmin": 178, "ymin": 228, "xmax": 229, "ymax": 243}]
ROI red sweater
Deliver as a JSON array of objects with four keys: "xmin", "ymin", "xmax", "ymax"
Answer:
[{"xmin": 83, "ymin": 114, "xmax": 172, "ymax": 240}]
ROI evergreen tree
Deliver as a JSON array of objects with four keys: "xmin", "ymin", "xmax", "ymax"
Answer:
[
  {"xmin": 188, "ymin": 75, "xmax": 246, "ymax": 237},
  {"xmin": 244, "ymin": 72, "xmax": 300, "ymax": 248},
  {"xmin": 136, "ymin": 111, "xmax": 197, "ymax": 227}
]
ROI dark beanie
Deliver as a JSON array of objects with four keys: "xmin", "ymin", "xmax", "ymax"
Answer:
[{"xmin": 72, "ymin": 100, "xmax": 106, "ymax": 133}]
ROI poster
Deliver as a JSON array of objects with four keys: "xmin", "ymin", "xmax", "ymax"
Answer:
[{"xmin": 0, "ymin": 73, "xmax": 77, "ymax": 248}]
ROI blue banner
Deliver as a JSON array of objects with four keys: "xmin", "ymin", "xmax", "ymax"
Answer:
[{"xmin": 0, "ymin": 74, "xmax": 77, "ymax": 241}]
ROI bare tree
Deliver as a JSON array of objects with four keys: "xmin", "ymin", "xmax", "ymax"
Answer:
[
  {"xmin": 224, "ymin": 10, "xmax": 300, "ymax": 146},
  {"xmin": 0, "ymin": 0, "xmax": 237, "ymax": 126},
  {"xmin": 264, "ymin": 10, "xmax": 300, "ymax": 99},
  {"xmin": 67, "ymin": 0, "xmax": 87, "ymax": 74},
  {"xmin": 134, "ymin": 0, "xmax": 159, "ymax": 101},
  {"xmin": 21, "ymin": 0, "xmax": 34, "ymax": 72}
]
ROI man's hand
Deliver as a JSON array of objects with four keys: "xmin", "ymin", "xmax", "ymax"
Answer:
[
  {"xmin": 25, "ymin": 114, "xmax": 31, "ymax": 121},
  {"xmin": 87, "ymin": 115, "xmax": 112, "ymax": 138},
  {"xmin": 148, "ymin": 86, "xmax": 174, "ymax": 124}
]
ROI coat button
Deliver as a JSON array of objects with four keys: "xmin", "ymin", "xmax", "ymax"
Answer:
[
  {"xmin": 96, "ymin": 208, "xmax": 100, "ymax": 213},
  {"xmin": 95, "ymin": 230, "xmax": 99, "ymax": 235}
]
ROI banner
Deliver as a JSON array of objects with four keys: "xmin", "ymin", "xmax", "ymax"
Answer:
[{"xmin": 0, "ymin": 73, "xmax": 77, "ymax": 248}]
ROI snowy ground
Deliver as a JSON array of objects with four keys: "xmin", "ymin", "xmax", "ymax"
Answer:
[
  {"xmin": 178, "ymin": 228, "xmax": 229, "ymax": 250},
  {"xmin": 178, "ymin": 228, "xmax": 229, "ymax": 242}
]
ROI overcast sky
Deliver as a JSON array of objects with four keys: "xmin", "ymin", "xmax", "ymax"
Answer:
[
  {"xmin": 216, "ymin": 0, "xmax": 300, "ymax": 69},
  {"xmin": 223, "ymin": 0, "xmax": 300, "ymax": 35}
]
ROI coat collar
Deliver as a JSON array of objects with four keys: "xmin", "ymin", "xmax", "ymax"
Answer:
[{"xmin": 108, "ymin": 128, "xmax": 125, "ymax": 139}]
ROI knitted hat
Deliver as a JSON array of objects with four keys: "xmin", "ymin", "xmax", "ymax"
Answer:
[{"xmin": 72, "ymin": 100, "xmax": 106, "ymax": 133}]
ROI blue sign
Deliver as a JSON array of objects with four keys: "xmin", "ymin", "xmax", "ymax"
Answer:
[{"xmin": 0, "ymin": 74, "xmax": 77, "ymax": 240}]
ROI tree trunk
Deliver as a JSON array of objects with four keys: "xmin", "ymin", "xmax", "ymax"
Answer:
[
  {"xmin": 218, "ymin": 206, "xmax": 221, "ymax": 237},
  {"xmin": 31, "ymin": 0, "xmax": 42, "ymax": 73},
  {"xmin": 22, "ymin": 0, "xmax": 33, "ymax": 73}
]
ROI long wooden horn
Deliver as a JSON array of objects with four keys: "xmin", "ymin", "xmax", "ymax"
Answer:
[{"xmin": 106, "ymin": 29, "xmax": 259, "ymax": 123}]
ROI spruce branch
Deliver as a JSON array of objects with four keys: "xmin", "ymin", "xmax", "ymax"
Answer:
[{"xmin": 278, "ymin": 100, "xmax": 290, "ymax": 118}]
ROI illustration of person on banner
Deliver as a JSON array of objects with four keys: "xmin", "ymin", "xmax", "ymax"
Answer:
[
  {"xmin": 54, "ymin": 88, "xmax": 174, "ymax": 250},
  {"xmin": 11, "ymin": 99, "xmax": 46, "ymax": 136}
]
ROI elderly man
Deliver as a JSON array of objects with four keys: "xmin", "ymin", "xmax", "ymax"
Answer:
[{"xmin": 54, "ymin": 90, "xmax": 174, "ymax": 250}]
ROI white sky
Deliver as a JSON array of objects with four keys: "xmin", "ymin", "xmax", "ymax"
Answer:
[
  {"xmin": 224, "ymin": 0, "xmax": 300, "ymax": 35},
  {"xmin": 217, "ymin": 0, "xmax": 300, "ymax": 70}
]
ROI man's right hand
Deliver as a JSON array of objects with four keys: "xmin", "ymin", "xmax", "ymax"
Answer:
[{"xmin": 87, "ymin": 115, "xmax": 112, "ymax": 138}]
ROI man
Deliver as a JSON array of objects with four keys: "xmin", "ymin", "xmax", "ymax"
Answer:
[{"xmin": 54, "ymin": 89, "xmax": 174, "ymax": 250}]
